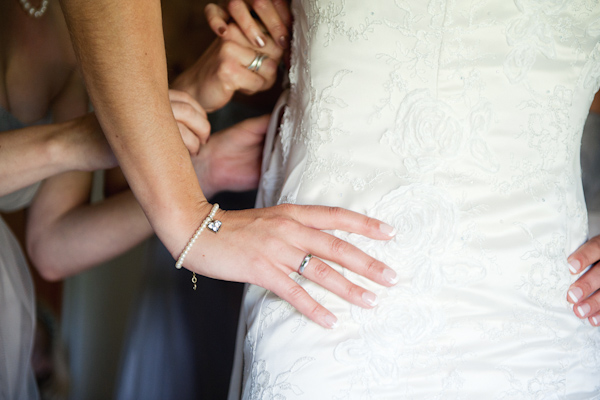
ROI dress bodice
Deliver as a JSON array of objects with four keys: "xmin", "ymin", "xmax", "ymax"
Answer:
[{"xmin": 243, "ymin": 1, "xmax": 600, "ymax": 398}]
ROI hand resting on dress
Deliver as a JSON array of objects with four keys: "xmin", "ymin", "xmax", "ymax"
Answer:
[
  {"xmin": 566, "ymin": 238, "xmax": 600, "ymax": 326},
  {"xmin": 178, "ymin": 201, "xmax": 399, "ymax": 329}
]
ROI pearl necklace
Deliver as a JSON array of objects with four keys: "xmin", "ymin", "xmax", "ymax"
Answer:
[{"xmin": 19, "ymin": 0, "xmax": 49, "ymax": 18}]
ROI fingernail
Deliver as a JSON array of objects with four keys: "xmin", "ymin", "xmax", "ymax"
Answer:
[
  {"xmin": 568, "ymin": 259, "xmax": 581, "ymax": 274},
  {"xmin": 568, "ymin": 287, "xmax": 583, "ymax": 303},
  {"xmin": 577, "ymin": 303, "xmax": 591, "ymax": 317},
  {"xmin": 379, "ymin": 223, "xmax": 397, "ymax": 237},
  {"xmin": 324, "ymin": 314, "xmax": 338, "ymax": 329},
  {"xmin": 218, "ymin": 26, "xmax": 226, "ymax": 35},
  {"xmin": 278, "ymin": 35, "xmax": 289, "ymax": 49},
  {"xmin": 256, "ymin": 35, "xmax": 266, "ymax": 48},
  {"xmin": 592, "ymin": 316, "xmax": 599, "ymax": 326},
  {"xmin": 362, "ymin": 292, "xmax": 378, "ymax": 307},
  {"xmin": 383, "ymin": 268, "xmax": 399, "ymax": 285}
]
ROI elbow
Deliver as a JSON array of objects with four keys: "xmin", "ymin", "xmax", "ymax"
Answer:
[
  {"xmin": 27, "ymin": 238, "xmax": 65, "ymax": 282},
  {"xmin": 36, "ymin": 265, "xmax": 63, "ymax": 282}
]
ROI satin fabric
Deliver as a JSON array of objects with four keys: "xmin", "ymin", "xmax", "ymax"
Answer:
[{"xmin": 236, "ymin": 1, "xmax": 600, "ymax": 398}]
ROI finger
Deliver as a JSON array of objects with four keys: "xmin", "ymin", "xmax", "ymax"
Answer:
[
  {"xmin": 218, "ymin": 60, "xmax": 266, "ymax": 95},
  {"xmin": 205, "ymin": 3, "xmax": 230, "ymax": 36},
  {"xmin": 238, "ymin": 58, "xmax": 278, "ymax": 92},
  {"xmin": 571, "ymin": 286, "xmax": 600, "ymax": 322},
  {"xmin": 219, "ymin": 42, "xmax": 269, "ymax": 93},
  {"xmin": 246, "ymin": 0, "xmax": 290, "ymax": 49},
  {"xmin": 177, "ymin": 122, "xmax": 200, "ymax": 155},
  {"xmin": 266, "ymin": 270, "xmax": 339, "ymax": 329},
  {"xmin": 589, "ymin": 311, "xmax": 600, "ymax": 327},
  {"xmin": 283, "ymin": 204, "xmax": 397, "ymax": 241},
  {"xmin": 568, "ymin": 262, "xmax": 600, "ymax": 314},
  {"xmin": 567, "ymin": 235, "xmax": 600, "ymax": 274},
  {"xmin": 171, "ymin": 101, "xmax": 211, "ymax": 145},
  {"xmin": 225, "ymin": 23, "xmax": 283, "ymax": 61},
  {"xmin": 295, "ymin": 227, "xmax": 398, "ymax": 287},
  {"xmin": 227, "ymin": 0, "xmax": 269, "ymax": 48},
  {"xmin": 290, "ymin": 251, "xmax": 379, "ymax": 309},
  {"xmin": 168, "ymin": 90, "xmax": 207, "ymax": 119},
  {"xmin": 271, "ymin": 0, "xmax": 292, "ymax": 29}
]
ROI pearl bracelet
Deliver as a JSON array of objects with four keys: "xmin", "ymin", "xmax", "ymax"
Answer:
[{"xmin": 175, "ymin": 204, "xmax": 221, "ymax": 288}]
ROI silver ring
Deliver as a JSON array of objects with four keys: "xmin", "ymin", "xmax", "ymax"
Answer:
[
  {"xmin": 247, "ymin": 53, "xmax": 267, "ymax": 73},
  {"xmin": 298, "ymin": 254, "xmax": 313, "ymax": 275}
]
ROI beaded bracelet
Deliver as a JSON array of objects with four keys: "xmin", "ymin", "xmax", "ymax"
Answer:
[{"xmin": 175, "ymin": 203, "xmax": 221, "ymax": 289}]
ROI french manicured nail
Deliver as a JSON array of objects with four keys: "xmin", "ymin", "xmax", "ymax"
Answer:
[
  {"xmin": 383, "ymin": 268, "xmax": 399, "ymax": 285},
  {"xmin": 592, "ymin": 316, "xmax": 599, "ymax": 326},
  {"xmin": 218, "ymin": 26, "xmax": 226, "ymax": 35},
  {"xmin": 380, "ymin": 223, "xmax": 397, "ymax": 237},
  {"xmin": 568, "ymin": 287, "xmax": 583, "ymax": 303},
  {"xmin": 577, "ymin": 303, "xmax": 591, "ymax": 318},
  {"xmin": 362, "ymin": 292, "xmax": 378, "ymax": 307},
  {"xmin": 256, "ymin": 35, "xmax": 266, "ymax": 47},
  {"xmin": 568, "ymin": 259, "xmax": 581, "ymax": 274},
  {"xmin": 278, "ymin": 35, "xmax": 289, "ymax": 48},
  {"xmin": 324, "ymin": 314, "xmax": 338, "ymax": 329}
]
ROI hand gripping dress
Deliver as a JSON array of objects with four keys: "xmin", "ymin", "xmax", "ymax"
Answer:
[{"xmin": 238, "ymin": 0, "xmax": 600, "ymax": 398}]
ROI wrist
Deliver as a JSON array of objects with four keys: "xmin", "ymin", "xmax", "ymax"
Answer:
[
  {"xmin": 46, "ymin": 119, "xmax": 80, "ymax": 172},
  {"xmin": 156, "ymin": 198, "xmax": 214, "ymax": 260},
  {"xmin": 194, "ymin": 144, "xmax": 218, "ymax": 199},
  {"xmin": 172, "ymin": 67, "xmax": 202, "ymax": 108}
]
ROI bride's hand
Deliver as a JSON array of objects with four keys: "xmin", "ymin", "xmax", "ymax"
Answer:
[
  {"xmin": 192, "ymin": 115, "xmax": 268, "ymax": 198},
  {"xmin": 206, "ymin": 1, "xmax": 292, "ymax": 50},
  {"xmin": 566, "ymin": 237, "xmax": 600, "ymax": 326},
  {"xmin": 169, "ymin": 90, "xmax": 211, "ymax": 155},
  {"xmin": 181, "ymin": 202, "xmax": 398, "ymax": 329}
]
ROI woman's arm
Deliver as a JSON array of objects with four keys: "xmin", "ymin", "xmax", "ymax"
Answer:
[
  {"xmin": 0, "ymin": 114, "xmax": 115, "ymax": 197},
  {"xmin": 58, "ymin": 0, "xmax": 399, "ymax": 329},
  {"xmin": 26, "ymin": 115, "xmax": 261, "ymax": 281},
  {"xmin": 1, "ymin": 70, "xmax": 116, "ymax": 197},
  {"xmin": 27, "ymin": 86, "xmax": 210, "ymax": 281},
  {"xmin": 59, "ymin": 0, "xmax": 208, "ymax": 253},
  {"xmin": 26, "ymin": 171, "xmax": 152, "ymax": 281}
]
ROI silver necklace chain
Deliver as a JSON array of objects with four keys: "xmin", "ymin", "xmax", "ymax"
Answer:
[{"xmin": 19, "ymin": 0, "xmax": 49, "ymax": 18}]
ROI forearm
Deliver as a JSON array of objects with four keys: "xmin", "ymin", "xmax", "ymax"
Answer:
[
  {"xmin": 60, "ymin": 0, "xmax": 209, "ymax": 256},
  {"xmin": 0, "ymin": 121, "xmax": 80, "ymax": 196},
  {"xmin": 28, "ymin": 189, "xmax": 152, "ymax": 281}
]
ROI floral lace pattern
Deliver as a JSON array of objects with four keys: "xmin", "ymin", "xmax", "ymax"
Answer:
[{"xmin": 241, "ymin": 0, "xmax": 600, "ymax": 398}]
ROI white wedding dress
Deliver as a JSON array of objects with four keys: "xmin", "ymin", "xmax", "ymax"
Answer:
[{"xmin": 237, "ymin": 0, "xmax": 600, "ymax": 398}]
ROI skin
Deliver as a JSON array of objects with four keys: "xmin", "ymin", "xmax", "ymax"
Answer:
[
  {"xmin": 0, "ymin": 0, "xmax": 244, "ymax": 286},
  {"xmin": 58, "ymin": 0, "xmax": 401, "ymax": 329},
  {"xmin": 207, "ymin": 0, "xmax": 292, "ymax": 49},
  {"xmin": 26, "ymin": 115, "xmax": 271, "ymax": 281},
  {"xmin": 172, "ymin": 24, "xmax": 283, "ymax": 113}
]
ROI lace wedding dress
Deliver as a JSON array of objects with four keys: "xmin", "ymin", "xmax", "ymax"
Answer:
[{"xmin": 237, "ymin": 0, "xmax": 600, "ymax": 398}]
